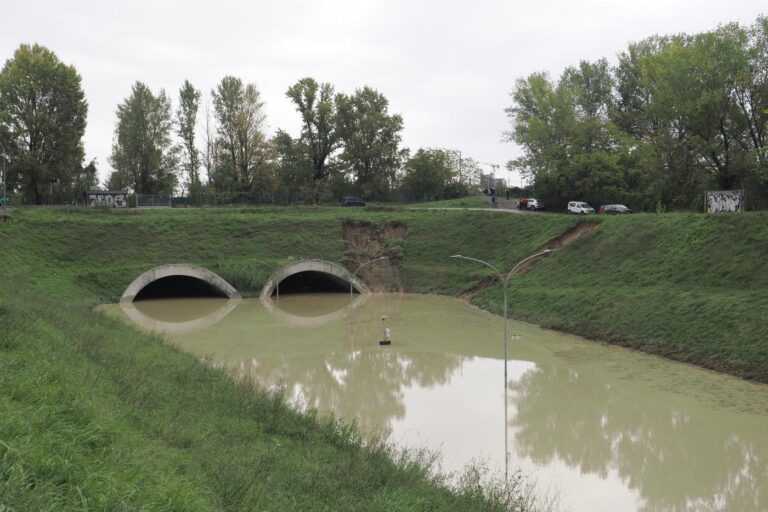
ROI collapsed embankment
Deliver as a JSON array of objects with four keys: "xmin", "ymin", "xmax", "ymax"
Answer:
[{"xmin": 2, "ymin": 206, "xmax": 768, "ymax": 508}]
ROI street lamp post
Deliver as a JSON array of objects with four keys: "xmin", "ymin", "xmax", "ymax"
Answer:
[{"xmin": 450, "ymin": 249, "xmax": 554, "ymax": 386}]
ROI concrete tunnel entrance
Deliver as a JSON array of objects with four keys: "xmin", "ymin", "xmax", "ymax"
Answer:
[
  {"xmin": 134, "ymin": 275, "xmax": 229, "ymax": 300},
  {"xmin": 259, "ymin": 260, "xmax": 371, "ymax": 300},
  {"xmin": 121, "ymin": 264, "xmax": 241, "ymax": 303},
  {"xmin": 272, "ymin": 270, "xmax": 356, "ymax": 295}
]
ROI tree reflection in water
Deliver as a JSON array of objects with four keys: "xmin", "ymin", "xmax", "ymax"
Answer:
[
  {"xmin": 109, "ymin": 293, "xmax": 768, "ymax": 512},
  {"xmin": 229, "ymin": 349, "xmax": 462, "ymax": 435},
  {"xmin": 507, "ymin": 363, "xmax": 768, "ymax": 511}
]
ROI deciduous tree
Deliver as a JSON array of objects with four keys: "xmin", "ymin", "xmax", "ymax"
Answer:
[
  {"xmin": 211, "ymin": 76, "xmax": 276, "ymax": 194},
  {"xmin": 0, "ymin": 43, "xmax": 87, "ymax": 203},
  {"xmin": 286, "ymin": 78, "xmax": 341, "ymax": 200},
  {"xmin": 337, "ymin": 86, "xmax": 404, "ymax": 199},
  {"xmin": 109, "ymin": 82, "xmax": 178, "ymax": 194},
  {"xmin": 177, "ymin": 79, "xmax": 201, "ymax": 192}
]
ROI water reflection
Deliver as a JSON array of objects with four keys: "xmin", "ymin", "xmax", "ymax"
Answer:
[
  {"xmin": 508, "ymin": 362, "xmax": 768, "ymax": 511},
  {"xmin": 100, "ymin": 294, "xmax": 768, "ymax": 512},
  {"xmin": 260, "ymin": 292, "xmax": 369, "ymax": 328},
  {"xmin": 120, "ymin": 297, "xmax": 239, "ymax": 334}
]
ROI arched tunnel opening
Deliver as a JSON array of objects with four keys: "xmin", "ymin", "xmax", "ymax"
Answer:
[
  {"xmin": 273, "ymin": 270, "xmax": 358, "ymax": 296},
  {"xmin": 134, "ymin": 275, "xmax": 229, "ymax": 301}
]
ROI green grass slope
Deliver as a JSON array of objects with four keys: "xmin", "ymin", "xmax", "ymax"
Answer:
[
  {"xmin": 472, "ymin": 212, "xmax": 768, "ymax": 382},
  {"xmin": 2, "ymin": 206, "xmax": 768, "ymax": 509},
  {"xmin": 0, "ymin": 207, "xmax": 554, "ymax": 511}
]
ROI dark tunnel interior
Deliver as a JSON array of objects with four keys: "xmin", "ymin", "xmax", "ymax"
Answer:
[
  {"xmin": 273, "ymin": 271, "xmax": 357, "ymax": 295},
  {"xmin": 134, "ymin": 275, "xmax": 228, "ymax": 301}
]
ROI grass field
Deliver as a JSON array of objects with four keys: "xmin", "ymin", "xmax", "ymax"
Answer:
[{"xmin": 2, "ymin": 206, "xmax": 768, "ymax": 509}]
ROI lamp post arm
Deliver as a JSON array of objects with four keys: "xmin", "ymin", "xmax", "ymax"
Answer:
[
  {"xmin": 449, "ymin": 255, "xmax": 502, "ymax": 280},
  {"xmin": 503, "ymin": 249, "xmax": 554, "ymax": 286}
]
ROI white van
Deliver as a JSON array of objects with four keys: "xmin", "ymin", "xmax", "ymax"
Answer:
[{"xmin": 567, "ymin": 201, "xmax": 594, "ymax": 215}]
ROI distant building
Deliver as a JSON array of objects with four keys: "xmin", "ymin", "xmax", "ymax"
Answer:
[{"xmin": 479, "ymin": 173, "xmax": 506, "ymax": 193}]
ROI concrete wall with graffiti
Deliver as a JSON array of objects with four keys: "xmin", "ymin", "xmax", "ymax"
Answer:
[
  {"xmin": 706, "ymin": 190, "xmax": 744, "ymax": 213},
  {"xmin": 86, "ymin": 191, "xmax": 128, "ymax": 208}
]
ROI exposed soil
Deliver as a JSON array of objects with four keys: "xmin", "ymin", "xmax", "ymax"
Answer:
[
  {"xmin": 543, "ymin": 222, "xmax": 599, "ymax": 250},
  {"xmin": 341, "ymin": 220, "xmax": 407, "ymax": 292},
  {"xmin": 460, "ymin": 222, "xmax": 599, "ymax": 300}
]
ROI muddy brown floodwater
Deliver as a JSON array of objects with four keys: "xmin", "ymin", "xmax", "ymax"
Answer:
[{"xmin": 101, "ymin": 293, "xmax": 768, "ymax": 512}]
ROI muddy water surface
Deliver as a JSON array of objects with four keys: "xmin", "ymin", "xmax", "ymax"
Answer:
[{"xmin": 102, "ymin": 293, "xmax": 768, "ymax": 512}]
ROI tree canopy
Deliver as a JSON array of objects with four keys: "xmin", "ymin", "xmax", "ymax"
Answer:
[
  {"xmin": 506, "ymin": 16, "xmax": 768, "ymax": 210},
  {"xmin": 108, "ymin": 82, "xmax": 178, "ymax": 194},
  {"xmin": 0, "ymin": 43, "xmax": 89, "ymax": 203}
]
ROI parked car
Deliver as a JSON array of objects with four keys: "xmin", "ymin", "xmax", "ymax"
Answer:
[
  {"xmin": 599, "ymin": 204, "xmax": 632, "ymax": 214},
  {"xmin": 526, "ymin": 198, "xmax": 544, "ymax": 211},
  {"xmin": 567, "ymin": 201, "xmax": 595, "ymax": 215},
  {"xmin": 340, "ymin": 197, "xmax": 365, "ymax": 207}
]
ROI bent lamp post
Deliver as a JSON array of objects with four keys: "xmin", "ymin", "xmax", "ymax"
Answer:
[{"xmin": 450, "ymin": 249, "xmax": 553, "ymax": 386}]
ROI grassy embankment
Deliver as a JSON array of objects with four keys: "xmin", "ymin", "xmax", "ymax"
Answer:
[
  {"xmin": 2, "ymin": 206, "xmax": 768, "ymax": 509},
  {"xmin": 405, "ymin": 196, "xmax": 489, "ymax": 208},
  {"xmin": 1, "ymin": 207, "xmax": 564, "ymax": 512}
]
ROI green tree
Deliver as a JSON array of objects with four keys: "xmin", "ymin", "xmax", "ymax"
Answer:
[
  {"xmin": 177, "ymin": 79, "xmax": 202, "ymax": 193},
  {"xmin": 0, "ymin": 43, "xmax": 87, "ymax": 203},
  {"xmin": 211, "ymin": 76, "xmax": 276, "ymax": 194},
  {"xmin": 505, "ymin": 63, "xmax": 631, "ymax": 208},
  {"xmin": 108, "ymin": 81, "xmax": 178, "ymax": 194},
  {"xmin": 286, "ymin": 78, "xmax": 341, "ymax": 200},
  {"xmin": 273, "ymin": 129, "xmax": 312, "ymax": 200},
  {"xmin": 735, "ymin": 16, "xmax": 768, "ymax": 184},
  {"xmin": 401, "ymin": 148, "xmax": 456, "ymax": 200},
  {"xmin": 337, "ymin": 86, "xmax": 404, "ymax": 200}
]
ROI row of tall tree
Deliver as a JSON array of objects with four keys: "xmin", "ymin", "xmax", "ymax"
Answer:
[
  {"xmin": 506, "ymin": 16, "xmax": 768, "ymax": 210},
  {"xmin": 107, "ymin": 76, "xmax": 478, "ymax": 202},
  {"xmin": 0, "ymin": 44, "xmax": 478, "ymax": 204}
]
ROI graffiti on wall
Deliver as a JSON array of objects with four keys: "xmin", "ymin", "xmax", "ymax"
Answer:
[
  {"xmin": 706, "ymin": 190, "xmax": 744, "ymax": 213},
  {"xmin": 86, "ymin": 190, "xmax": 128, "ymax": 208}
]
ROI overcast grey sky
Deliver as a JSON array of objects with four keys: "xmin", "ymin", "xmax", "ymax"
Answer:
[{"xmin": 2, "ymin": 0, "xmax": 765, "ymax": 186}]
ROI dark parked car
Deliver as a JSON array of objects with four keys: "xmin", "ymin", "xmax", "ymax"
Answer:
[
  {"xmin": 599, "ymin": 204, "xmax": 632, "ymax": 214},
  {"xmin": 340, "ymin": 197, "xmax": 366, "ymax": 207}
]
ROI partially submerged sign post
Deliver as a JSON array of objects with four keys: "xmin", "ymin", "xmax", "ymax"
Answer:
[{"xmin": 86, "ymin": 190, "xmax": 129, "ymax": 208}]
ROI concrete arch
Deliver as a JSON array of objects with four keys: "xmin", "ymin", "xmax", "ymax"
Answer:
[
  {"xmin": 259, "ymin": 259, "xmax": 370, "ymax": 300},
  {"xmin": 121, "ymin": 264, "xmax": 241, "ymax": 303}
]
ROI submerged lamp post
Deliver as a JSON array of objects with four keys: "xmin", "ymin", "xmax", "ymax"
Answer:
[{"xmin": 450, "ymin": 249, "xmax": 554, "ymax": 386}]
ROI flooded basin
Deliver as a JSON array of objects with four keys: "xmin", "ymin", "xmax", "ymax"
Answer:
[{"xmin": 101, "ymin": 293, "xmax": 768, "ymax": 512}]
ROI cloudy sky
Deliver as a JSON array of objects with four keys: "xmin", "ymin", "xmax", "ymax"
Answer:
[{"xmin": 2, "ymin": 1, "xmax": 765, "ymax": 185}]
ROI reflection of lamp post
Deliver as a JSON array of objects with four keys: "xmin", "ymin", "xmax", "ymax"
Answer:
[{"xmin": 450, "ymin": 249, "xmax": 553, "ymax": 385}]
